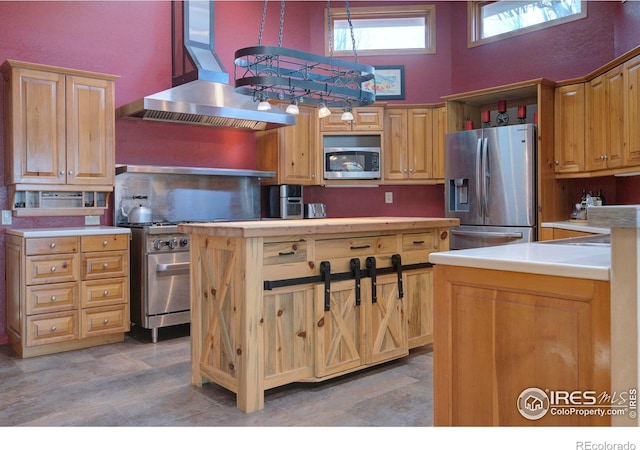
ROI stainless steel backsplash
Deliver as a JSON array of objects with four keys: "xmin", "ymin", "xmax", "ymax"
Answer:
[{"xmin": 114, "ymin": 165, "xmax": 273, "ymax": 225}]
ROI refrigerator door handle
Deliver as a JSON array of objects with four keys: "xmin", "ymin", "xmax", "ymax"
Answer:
[
  {"xmin": 482, "ymin": 137, "xmax": 490, "ymax": 219},
  {"xmin": 476, "ymin": 138, "xmax": 483, "ymax": 216},
  {"xmin": 451, "ymin": 230, "xmax": 523, "ymax": 239}
]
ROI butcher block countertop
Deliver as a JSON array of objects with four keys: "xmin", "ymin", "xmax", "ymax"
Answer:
[{"xmin": 178, "ymin": 217, "xmax": 460, "ymax": 238}]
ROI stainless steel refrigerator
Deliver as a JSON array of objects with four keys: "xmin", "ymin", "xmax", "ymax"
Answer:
[{"xmin": 445, "ymin": 123, "xmax": 537, "ymax": 250}]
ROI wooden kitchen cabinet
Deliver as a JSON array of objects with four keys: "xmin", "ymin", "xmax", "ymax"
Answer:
[
  {"xmin": 2, "ymin": 60, "xmax": 117, "ymax": 188},
  {"xmin": 434, "ymin": 265, "xmax": 610, "ymax": 426},
  {"xmin": 256, "ymin": 103, "xmax": 320, "ymax": 185},
  {"xmin": 586, "ymin": 67, "xmax": 624, "ymax": 171},
  {"xmin": 314, "ymin": 267, "xmax": 408, "ymax": 378},
  {"xmin": 384, "ymin": 105, "xmax": 446, "ymax": 183},
  {"xmin": 5, "ymin": 229, "xmax": 130, "ymax": 358},
  {"xmin": 554, "ymin": 83, "xmax": 586, "ymax": 174},
  {"xmin": 624, "ymin": 54, "xmax": 640, "ymax": 166},
  {"xmin": 320, "ymin": 106, "xmax": 384, "ymax": 132}
]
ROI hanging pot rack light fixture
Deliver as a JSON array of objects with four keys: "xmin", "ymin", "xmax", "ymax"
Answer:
[{"xmin": 234, "ymin": 0, "xmax": 376, "ymax": 120}]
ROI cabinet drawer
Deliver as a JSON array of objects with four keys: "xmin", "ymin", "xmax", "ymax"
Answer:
[
  {"xmin": 402, "ymin": 232, "xmax": 437, "ymax": 252},
  {"xmin": 81, "ymin": 305, "xmax": 129, "ymax": 338},
  {"xmin": 26, "ymin": 254, "xmax": 80, "ymax": 285},
  {"xmin": 81, "ymin": 234, "xmax": 129, "ymax": 252},
  {"xmin": 26, "ymin": 237, "xmax": 78, "ymax": 256},
  {"xmin": 264, "ymin": 240, "xmax": 308, "ymax": 265},
  {"xmin": 82, "ymin": 278, "xmax": 128, "ymax": 308},
  {"xmin": 82, "ymin": 250, "xmax": 128, "ymax": 280},
  {"xmin": 26, "ymin": 282, "xmax": 79, "ymax": 315},
  {"xmin": 316, "ymin": 235, "xmax": 398, "ymax": 260},
  {"xmin": 26, "ymin": 311, "xmax": 79, "ymax": 347}
]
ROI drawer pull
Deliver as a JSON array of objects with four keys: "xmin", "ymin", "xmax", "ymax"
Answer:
[
  {"xmin": 103, "ymin": 240, "xmax": 108, "ymax": 247},
  {"xmin": 50, "ymin": 296, "xmax": 57, "ymax": 302},
  {"xmin": 51, "ymin": 325, "xmax": 57, "ymax": 332},
  {"xmin": 50, "ymin": 266, "xmax": 57, "ymax": 272},
  {"xmin": 103, "ymin": 290, "xmax": 109, "ymax": 296},
  {"xmin": 50, "ymin": 242, "xmax": 56, "ymax": 249},
  {"xmin": 103, "ymin": 319, "xmax": 109, "ymax": 325},
  {"xmin": 278, "ymin": 251, "xmax": 295, "ymax": 256},
  {"xmin": 350, "ymin": 244, "xmax": 371, "ymax": 250},
  {"xmin": 412, "ymin": 240, "xmax": 425, "ymax": 244},
  {"xmin": 102, "ymin": 263, "xmax": 109, "ymax": 269}
]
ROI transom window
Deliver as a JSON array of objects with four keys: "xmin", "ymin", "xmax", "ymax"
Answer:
[
  {"xmin": 469, "ymin": 1, "xmax": 586, "ymax": 47},
  {"xmin": 326, "ymin": 5, "xmax": 436, "ymax": 57}
]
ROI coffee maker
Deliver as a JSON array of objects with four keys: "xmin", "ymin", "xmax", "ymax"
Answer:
[{"xmin": 266, "ymin": 185, "xmax": 304, "ymax": 219}]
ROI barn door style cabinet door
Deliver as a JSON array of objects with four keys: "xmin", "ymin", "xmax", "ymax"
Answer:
[
  {"xmin": 314, "ymin": 272, "xmax": 408, "ymax": 378},
  {"xmin": 2, "ymin": 60, "xmax": 117, "ymax": 188}
]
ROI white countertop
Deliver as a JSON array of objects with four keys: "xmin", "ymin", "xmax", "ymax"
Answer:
[
  {"xmin": 541, "ymin": 220, "xmax": 610, "ymax": 234},
  {"xmin": 429, "ymin": 241, "xmax": 610, "ymax": 281},
  {"xmin": 6, "ymin": 226, "xmax": 131, "ymax": 238}
]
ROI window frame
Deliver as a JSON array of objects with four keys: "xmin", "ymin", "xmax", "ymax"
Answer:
[
  {"xmin": 325, "ymin": 5, "xmax": 436, "ymax": 57},
  {"xmin": 468, "ymin": 1, "xmax": 587, "ymax": 48}
]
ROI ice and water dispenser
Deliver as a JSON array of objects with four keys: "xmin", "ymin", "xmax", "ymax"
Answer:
[{"xmin": 449, "ymin": 178, "xmax": 470, "ymax": 212}]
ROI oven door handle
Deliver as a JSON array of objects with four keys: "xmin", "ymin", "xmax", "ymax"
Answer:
[{"xmin": 156, "ymin": 262, "xmax": 190, "ymax": 274}]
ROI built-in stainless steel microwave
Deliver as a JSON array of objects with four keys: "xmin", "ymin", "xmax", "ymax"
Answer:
[{"xmin": 323, "ymin": 147, "xmax": 381, "ymax": 180}]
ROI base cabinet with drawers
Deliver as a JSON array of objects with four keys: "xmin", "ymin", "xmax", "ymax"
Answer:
[
  {"xmin": 5, "ymin": 228, "xmax": 131, "ymax": 358},
  {"xmin": 180, "ymin": 217, "xmax": 457, "ymax": 413}
]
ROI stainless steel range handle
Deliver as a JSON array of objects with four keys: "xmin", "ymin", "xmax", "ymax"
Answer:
[
  {"xmin": 156, "ymin": 262, "xmax": 190, "ymax": 274},
  {"xmin": 451, "ymin": 230, "xmax": 523, "ymax": 239}
]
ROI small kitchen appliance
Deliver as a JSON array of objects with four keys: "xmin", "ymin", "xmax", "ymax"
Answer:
[
  {"xmin": 305, "ymin": 203, "xmax": 327, "ymax": 219},
  {"xmin": 267, "ymin": 184, "xmax": 304, "ymax": 219}
]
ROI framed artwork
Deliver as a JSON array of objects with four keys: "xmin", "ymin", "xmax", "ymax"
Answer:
[{"xmin": 363, "ymin": 65, "xmax": 405, "ymax": 100}]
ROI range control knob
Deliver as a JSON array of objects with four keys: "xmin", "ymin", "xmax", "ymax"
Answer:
[
  {"xmin": 167, "ymin": 238, "xmax": 178, "ymax": 249},
  {"xmin": 153, "ymin": 239, "xmax": 166, "ymax": 250},
  {"xmin": 179, "ymin": 238, "xmax": 189, "ymax": 247}
]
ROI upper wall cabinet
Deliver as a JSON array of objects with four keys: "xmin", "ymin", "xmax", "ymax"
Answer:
[
  {"xmin": 585, "ymin": 66, "xmax": 624, "ymax": 171},
  {"xmin": 624, "ymin": 54, "xmax": 640, "ymax": 167},
  {"xmin": 320, "ymin": 106, "xmax": 384, "ymax": 132},
  {"xmin": 384, "ymin": 106, "xmax": 446, "ymax": 183},
  {"xmin": 553, "ymin": 47, "xmax": 640, "ymax": 178},
  {"xmin": 257, "ymin": 103, "xmax": 321, "ymax": 185},
  {"xmin": 2, "ymin": 60, "xmax": 118, "ymax": 190},
  {"xmin": 554, "ymin": 83, "xmax": 585, "ymax": 174}
]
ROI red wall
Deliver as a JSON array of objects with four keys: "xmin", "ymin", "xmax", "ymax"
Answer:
[{"xmin": 1, "ymin": 1, "xmax": 640, "ymax": 344}]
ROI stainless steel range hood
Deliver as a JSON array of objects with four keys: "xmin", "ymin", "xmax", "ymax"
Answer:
[{"xmin": 116, "ymin": 0, "xmax": 295, "ymax": 131}]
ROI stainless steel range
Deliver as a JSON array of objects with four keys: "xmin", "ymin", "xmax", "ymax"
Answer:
[
  {"xmin": 128, "ymin": 223, "xmax": 190, "ymax": 343},
  {"xmin": 115, "ymin": 165, "xmax": 274, "ymax": 342}
]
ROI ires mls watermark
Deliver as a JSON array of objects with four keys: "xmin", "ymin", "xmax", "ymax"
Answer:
[{"xmin": 517, "ymin": 387, "xmax": 637, "ymax": 421}]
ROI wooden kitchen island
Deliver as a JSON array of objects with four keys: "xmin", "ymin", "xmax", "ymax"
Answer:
[
  {"xmin": 430, "ymin": 238, "xmax": 613, "ymax": 426},
  {"xmin": 179, "ymin": 217, "xmax": 458, "ymax": 413}
]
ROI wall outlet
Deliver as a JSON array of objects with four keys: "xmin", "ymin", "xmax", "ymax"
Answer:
[
  {"xmin": 385, "ymin": 192, "xmax": 393, "ymax": 204},
  {"xmin": 1, "ymin": 210, "xmax": 12, "ymax": 225},
  {"xmin": 85, "ymin": 215, "xmax": 100, "ymax": 226}
]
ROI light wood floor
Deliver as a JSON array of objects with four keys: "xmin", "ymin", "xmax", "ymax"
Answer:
[{"xmin": 0, "ymin": 324, "xmax": 434, "ymax": 427}]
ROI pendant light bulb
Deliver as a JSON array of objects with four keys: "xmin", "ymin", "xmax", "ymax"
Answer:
[
  {"xmin": 341, "ymin": 110, "xmax": 354, "ymax": 121},
  {"xmin": 318, "ymin": 103, "xmax": 331, "ymax": 119},
  {"xmin": 257, "ymin": 99, "xmax": 272, "ymax": 111},
  {"xmin": 286, "ymin": 101, "xmax": 299, "ymax": 115}
]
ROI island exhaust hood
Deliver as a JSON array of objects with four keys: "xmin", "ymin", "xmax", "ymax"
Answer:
[{"xmin": 116, "ymin": 1, "xmax": 295, "ymax": 131}]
